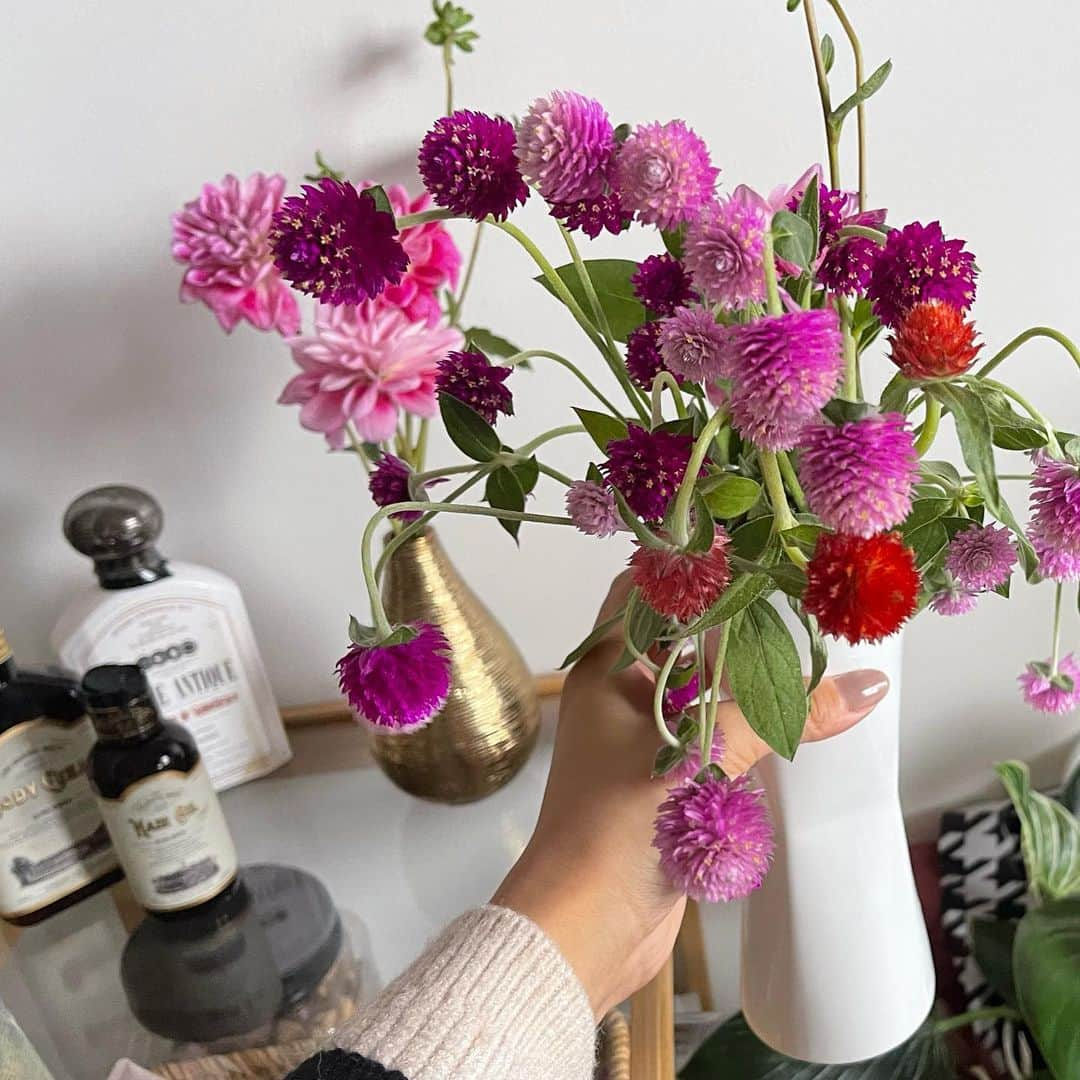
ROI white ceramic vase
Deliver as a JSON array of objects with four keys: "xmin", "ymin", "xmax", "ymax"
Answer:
[{"xmin": 740, "ymin": 613, "xmax": 935, "ymax": 1064}]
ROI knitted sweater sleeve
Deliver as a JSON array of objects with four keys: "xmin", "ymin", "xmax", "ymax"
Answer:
[{"xmin": 286, "ymin": 905, "xmax": 597, "ymax": 1080}]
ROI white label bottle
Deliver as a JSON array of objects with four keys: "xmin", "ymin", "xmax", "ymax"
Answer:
[{"xmin": 51, "ymin": 485, "xmax": 291, "ymax": 792}]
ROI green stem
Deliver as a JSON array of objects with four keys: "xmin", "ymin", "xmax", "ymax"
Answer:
[
  {"xmin": 695, "ymin": 633, "xmax": 708, "ymax": 763},
  {"xmin": 517, "ymin": 423, "xmax": 587, "ymax": 458},
  {"xmin": 345, "ymin": 424, "xmax": 373, "ymax": 475},
  {"xmin": 965, "ymin": 376, "xmax": 1062, "ymax": 456},
  {"xmin": 442, "ymin": 40, "xmax": 454, "ymax": 114},
  {"xmin": 837, "ymin": 224, "xmax": 888, "ymax": 244},
  {"xmin": 396, "ymin": 208, "xmax": 456, "ymax": 230},
  {"xmin": 763, "ymin": 231, "xmax": 783, "ymax": 317},
  {"xmin": 932, "ymin": 1006, "xmax": 1022, "ymax": 1036},
  {"xmin": 650, "ymin": 372, "xmax": 688, "ymax": 425},
  {"xmin": 1051, "ymin": 583, "xmax": 1064, "ymax": 674},
  {"xmin": 837, "ymin": 295, "xmax": 858, "ymax": 401},
  {"xmin": 914, "ymin": 395, "xmax": 942, "ymax": 457},
  {"xmin": 504, "ymin": 350, "xmax": 623, "ymax": 416},
  {"xmin": 803, "ymin": 0, "xmax": 840, "ymax": 188},
  {"xmin": 777, "ymin": 451, "xmax": 808, "ymax": 510},
  {"xmin": 703, "ymin": 621, "xmax": 732, "ymax": 774},
  {"xmin": 976, "ymin": 325, "xmax": 1080, "ymax": 379},
  {"xmin": 448, "ymin": 224, "xmax": 483, "ymax": 325},
  {"xmin": 653, "ymin": 646, "xmax": 686, "ymax": 750},
  {"xmin": 537, "ymin": 461, "xmax": 573, "ymax": 486},
  {"xmin": 410, "ymin": 462, "xmax": 478, "ymax": 488},
  {"xmin": 761, "ymin": 451, "xmax": 798, "ymax": 534},
  {"xmin": 415, "ymin": 419, "xmax": 430, "ymax": 471},
  {"xmin": 825, "ymin": 0, "xmax": 867, "ymax": 209},
  {"xmin": 624, "ymin": 637, "xmax": 662, "ymax": 674},
  {"xmin": 670, "ymin": 410, "xmax": 726, "ymax": 547},
  {"xmin": 559, "ymin": 222, "xmax": 622, "ymax": 368}
]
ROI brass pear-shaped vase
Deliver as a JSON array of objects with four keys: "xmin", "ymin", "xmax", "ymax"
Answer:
[{"xmin": 366, "ymin": 528, "xmax": 540, "ymax": 803}]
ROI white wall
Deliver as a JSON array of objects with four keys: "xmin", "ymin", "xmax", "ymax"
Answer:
[{"xmin": 3, "ymin": 0, "xmax": 1078, "ymax": 836}]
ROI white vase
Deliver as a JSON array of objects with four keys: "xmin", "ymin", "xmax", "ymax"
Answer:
[{"xmin": 739, "ymin": 614, "xmax": 935, "ymax": 1064}]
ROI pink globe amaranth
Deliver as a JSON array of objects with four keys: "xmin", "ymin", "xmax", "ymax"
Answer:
[
  {"xmin": 280, "ymin": 301, "xmax": 462, "ymax": 446},
  {"xmin": 1018, "ymin": 654, "xmax": 1080, "ymax": 715},
  {"xmin": 172, "ymin": 172, "xmax": 300, "ymax": 336},
  {"xmin": 657, "ymin": 306, "xmax": 730, "ymax": 384},
  {"xmin": 930, "ymin": 586, "xmax": 979, "ymax": 617},
  {"xmin": 1029, "ymin": 451, "xmax": 1080, "ymax": 581},
  {"xmin": 683, "ymin": 186, "xmax": 770, "ymax": 309},
  {"xmin": 944, "ymin": 524, "xmax": 1017, "ymax": 591},
  {"xmin": 565, "ymin": 480, "xmax": 622, "ymax": 538},
  {"xmin": 632, "ymin": 254, "xmax": 695, "ymax": 317}
]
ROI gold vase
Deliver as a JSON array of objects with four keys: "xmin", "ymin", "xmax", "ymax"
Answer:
[{"xmin": 367, "ymin": 528, "xmax": 540, "ymax": 803}]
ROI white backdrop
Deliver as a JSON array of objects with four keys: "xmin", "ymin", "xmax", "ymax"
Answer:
[{"xmin": 3, "ymin": 0, "xmax": 1078, "ymax": 836}]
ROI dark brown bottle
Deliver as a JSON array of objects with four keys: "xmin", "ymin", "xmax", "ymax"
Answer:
[
  {"xmin": 0, "ymin": 629, "xmax": 121, "ymax": 926},
  {"xmin": 84, "ymin": 665, "xmax": 240, "ymax": 918}
]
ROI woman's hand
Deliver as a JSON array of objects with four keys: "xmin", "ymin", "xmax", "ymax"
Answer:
[{"xmin": 493, "ymin": 573, "xmax": 890, "ymax": 1018}]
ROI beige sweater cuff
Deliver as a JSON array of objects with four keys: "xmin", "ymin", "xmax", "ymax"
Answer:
[{"xmin": 339, "ymin": 905, "xmax": 597, "ymax": 1080}]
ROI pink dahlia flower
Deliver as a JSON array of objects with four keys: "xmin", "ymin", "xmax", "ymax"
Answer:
[
  {"xmin": 799, "ymin": 413, "xmax": 918, "ymax": 537},
  {"xmin": 653, "ymin": 774, "xmax": 774, "ymax": 903},
  {"xmin": 657, "ymin": 306, "xmax": 730, "ymax": 384},
  {"xmin": 280, "ymin": 302, "xmax": 462, "ymax": 446},
  {"xmin": 944, "ymin": 524, "xmax": 1016, "ymax": 591},
  {"xmin": 337, "ymin": 622, "xmax": 452, "ymax": 731},
  {"xmin": 172, "ymin": 172, "xmax": 300, "ymax": 336},
  {"xmin": 1029, "ymin": 452, "xmax": 1080, "ymax": 581},
  {"xmin": 1018, "ymin": 654, "xmax": 1080, "ymax": 715},
  {"xmin": 930, "ymin": 586, "xmax": 979, "ymax": 617},
  {"xmin": 683, "ymin": 186, "xmax": 770, "ymax": 309},
  {"xmin": 565, "ymin": 480, "xmax": 622, "ymax": 538},
  {"xmin": 515, "ymin": 90, "xmax": 615, "ymax": 204}
]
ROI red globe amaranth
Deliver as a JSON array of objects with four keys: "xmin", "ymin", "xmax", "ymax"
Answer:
[
  {"xmin": 629, "ymin": 533, "xmax": 732, "ymax": 622},
  {"xmin": 803, "ymin": 532, "xmax": 920, "ymax": 644},
  {"xmin": 889, "ymin": 300, "xmax": 981, "ymax": 380}
]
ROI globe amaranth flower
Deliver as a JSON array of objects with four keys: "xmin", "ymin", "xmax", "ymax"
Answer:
[
  {"xmin": 657, "ymin": 307, "xmax": 730, "ymax": 384},
  {"xmin": 804, "ymin": 531, "xmax": 920, "ymax": 644},
  {"xmin": 436, "ymin": 351, "xmax": 513, "ymax": 424},
  {"xmin": 565, "ymin": 480, "xmax": 622, "ymax": 538},
  {"xmin": 665, "ymin": 722, "xmax": 727, "ymax": 787},
  {"xmin": 725, "ymin": 308, "xmax": 844, "ymax": 451},
  {"xmin": 280, "ymin": 301, "xmax": 462, "ymax": 445},
  {"xmin": 630, "ymin": 533, "xmax": 732, "ymax": 623},
  {"xmin": 515, "ymin": 90, "xmax": 614, "ymax": 203},
  {"xmin": 653, "ymin": 774, "xmax": 775, "ymax": 903},
  {"xmin": 337, "ymin": 622, "xmax": 452, "ymax": 731},
  {"xmin": 1018, "ymin": 654, "xmax": 1080, "ymax": 715},
  {"xmin": 603, "ymin": 425, "xmax": 697, "ymax": 522},
  {"xmin": 683, "ymin": 186, "xmax": 770, "ymax": 309},
  {"xmin": 867, "ymin": 221, "xmax": 978, "ymax": 328},
  {"xmin": 368, "ymin": 453, "xmax": 447, "ymax": 523},
  {"xmin": 172, "ymin": 172, "xmax": 300, "ymax": 335},
  {"xmin": 1029, "ymin": 452, "xmax": 1080, "ymax": 581},
  {"xmin": 376, "ymin": 184, "xmax": 461, "ymax": 326},
  {"xmin": 418, "ymin": 110, "xmax": 529, "ymax": 221},
  {"xmin": 625, "ymin": 323, "xmax": 667, "ymax": 391},
  {"xmin": 664, "ymin": 668, "xmax": 700, "ymax": 717},
  {"xmin": 799, "ymin": 413, "xmax": 918, "ymax": 538},
  {"xmin": 889, "ymin": 300, "xmax": 981, "ymax": 380},
  {"xmin": 944, "ymin": 524, "xmax": 1016, "ymax": 590},
  {"xmin": 611, "ymin": 120, "xmax": 719, "ymax": 230},
  {"xmin": 549, "ymin": 192, "xmax": 631, "ymax": 239},
  {"xmin": 930, "ymin": 586, "xmax": 979, "ymax": 617},
  {"xmin": 270, "ymin": 178, "xmax": 408, "ymax": 305},
  {"xmin": 632, "ymin": 254, "xmax": 695, "ymax": 317}
]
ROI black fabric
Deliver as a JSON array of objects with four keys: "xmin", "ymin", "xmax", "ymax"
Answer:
[{"xmin": 285, "ymin": 1047, "xmax": 408, "ymax": 1080}]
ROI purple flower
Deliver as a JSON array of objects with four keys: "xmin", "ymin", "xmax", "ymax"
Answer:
[
  {"xmin": 652, "ymin": 774, "xmax": 775, "ymax": 903},
  {"xmin": 1029, "ymin": 452, "xmax": 1080, "ymax": 581},
  {"xmin": 565, "ymin": 480, "xmax": 622, "ymax": 538},
  {"xmin": 799, "ymin": 413, "xmax": 918, "ymax": 537},
  {"xmin": 930, "ymin": 586, "xmax": 979, "ymax": 617},
  {"xmin": 515, "ymin": 90, "xmax": 614, "ymax": 203},
  {"xmin": 1018, "ymin": 654, "xmax": 1080, "ymax": 715},
  {"xmin": 270, "ymin": 178, "xmax": 408, "ymax": 306},
  {"xmin": 725, "ymin": 309, "xmax": 844, "ymax": 451},
  {"xmin": 369, "ymin": 453, "xmax": 421, "ymax": 522},
  {"xmin": 657, "ymin": 306, "xmax": 730, "ymax": 384},
  {"xmin": 418, "ymin": 110, "xmax": 529, "ymax": 222},
  {"xmin": 667, "ymin": 734, "xmax": 727, "ymax": 789},
  {"xmin": 632, "ymin": 254, "xmax": 695, "ymax": 316},
  {"xmin": 867, "ymin": 221, "xmax": 978, "ymax": 328},
  {"xmin": 436, "ymin": 351, "xmax": 513, "ymax": 424},
  {"xmin": 611, "ymin": 120, "xmax": 719, "ymax": 230},
  {"xmin": 337, "ymin": 623, "xmax": 452, "ymax": 731},
  {"xmin": 664, "ymin": 669, "xmax": 700, "ymax": 717},
  {"xmin": 945, "ymin": 524, "xmax": 1017, "ymax": 591},
  {"xmin": 549, "ymin": 192, "xmax": 631, "ymax": 239},
  {"xmin": 683, "ymin": 186, "xmax": 770, "ymax": 309},
  {"xmin": 625, "ymin": 323, "xmax": 666, "ymax": 391},
  {"xmin": 603, "ymin": 424, "xmax": 696, "ymax": 522}
]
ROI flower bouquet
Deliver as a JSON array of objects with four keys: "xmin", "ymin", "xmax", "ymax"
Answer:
[{"xmin": 172, "ymin": 0, "xmax": 1080, "ymax": 1063}]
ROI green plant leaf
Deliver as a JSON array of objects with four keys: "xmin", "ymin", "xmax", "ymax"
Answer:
[
  {"xmin": 701, "ymin": 474, "xmax": 762, "ymax": 519},
  {"xmin": 653, "ymin": 742, "xmax": 688, "ymax": 778},
  {"xmin": 363, "ymin": 184, "xmax": 394, "ymax": 220},
  {"xmin": 559, "ymin": 610, "xmax": 624, "ymax": 669},
  {"xmin": 727, "ymin": 599, "xmax": 808, "ymax": 759},
  {"xmin": 684, "ymin": 571, "xmax": 775, "ymax": 635},
  {"xmin": 347, "ymin": 615, "xmax": 377, "ymax": 646},
  {"xmin": 977, "ymin": 386, "xmax": 1051, "ymax": 451},
  {"xmin": 787, "ymin": 597, "xmax": 828, "ymax": 692},
  {"xmin": 797, "ymin": 172, "xmax": 820, "ymax": 248},
  {"xmin": 786, "ymin": 0, "xmax": 802, "ymax": 11},
  {"xmin": 535, "ymin": 259, "xmax": 645, "ymax": 341},
  {"xmin": 970, "ymin": 917, "xmax": 1018, "ymax": 1007},
  {"xmin": 613, "ymin": 588, "xmax": 669, "ymax": 671},
  {"xmin": 662, "ymin": 225, "xmax": 686, "ymax": 260},
  {"xmin": 918, "ymin": 459, "xmax": 963, "ymax": 494},
  {"xmin": 996, "ymin": 760, "xmax": 1080, "ymax": 902},
  {"xmin": 772, "ymin": 210, "xmax": 817, "ymax": 272},
  {"xmin": 731, "ymin": 515, "xmax": 775, "ymax": 560},
  {"xmin": 1013, "ymin": 898, "xmax": 1080, "ymax": 1079},
  {"xmin": 574, "ymin": 406, "xmax": 628, "ymax": 453},
  {"xmin": 439, "ymin": 394, "xmax": 500, "ymax": 461},
  {"xmin": 511, "ymin": 455, "xmax": 540, "ymax": 496},
  {"xmin": 900, "ymin": 498, "xmax": 953, "ymax": 570},
  {"xmin": 484, "ymin": 465, "xmax": 526, "ymax": 541},
  {"xmin": 465, "ymin": 326, "xmax": 521, "ymax": 359},
  {"xmin": 820, "ymin": 33, "xmax": 835, "ymax": 74},
  {"xmin": 687, "ymin": 491, "xmax": 716, "ymax": 553},
  {"xmin": 829, "ymin": 59, "xmax": 894, "ymax": 131}
]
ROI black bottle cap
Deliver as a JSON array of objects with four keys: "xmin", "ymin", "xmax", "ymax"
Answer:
[
  {"xmin": 62, "ymin": 485, "xmax": 170, "ymax": 589},
  {"xmin": 83, "ymin": 664, "xmax": 160, "ymax": 738}
]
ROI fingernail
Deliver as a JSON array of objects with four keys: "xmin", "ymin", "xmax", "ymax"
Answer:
[{"xmin": 834, "ymin": 669, "xmax": 889, "ymax": 712}]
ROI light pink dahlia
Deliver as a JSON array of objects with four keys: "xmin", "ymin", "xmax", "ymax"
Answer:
[
  {"xmin": 944, "ymin": 524, "xmax": 1016, "ymax": 591},
  {"xmin": 172, "ymin": 172, "xmax": 300, "ymax": 335},
  {"xmin": 726, "ymin": 309, "xmax": 844, "ymax": 451},
  {"xmin": 1029, "ymin": 452, "xmax": 1080, "ymax": 581},
  {"xmin": 683, "ymin": 186, "xmax": 770, "ymax": 309},
  {"xmin": 1018, "ymin": 654, "xmax": 1080, "ymax": 715},
  {"xmin": 611, "ymin": 120, "xmax": 719, "ymax": 230},
  {"xmin": 280, "ymin": 301, "xmax": 462, "ymax": 446},
  {"xmin": 930, "ymin": 586, "xmax": 979, "ymax": 617},
  {"xmin": 799, "ymin": 413, "xmax": 918, "ymax": 537},
  {"xmin": 515, "ymin": 90, "xmax": 615, "ymax": 204},
  {"xmin": 657, "ymin": 306, "xmax": 730, "ymax": 384},
  {"xmin": 653, "ymin": 774, "xmax": 774, "ymax": 903}
]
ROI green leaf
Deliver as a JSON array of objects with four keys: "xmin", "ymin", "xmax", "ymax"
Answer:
[
  {"xmin": 996, "ymin": 760, "xmax": 1080, "ymax": 902},
  {"xmin": 786, "ymin": 0, "xmax": 802, "ymax": 10},
  {"xmin": 661, "ymin": 226, "xmax": 686, "ymax": 260},
  {"xmin": 820, "ymin": 33, "xmax": 836, "ymax": 74},
  {"xmin": 687, "ymin": 491, "xmax": 716, "ymax": 553},
  {"xmin": 788, "ymin": 598, "xmax": 828, "ymax": 692},
  {"xmin": 510, "ymin": 455, "xmax": 539, "ymax": 496},
  {"xmin": 613, "ymin": 589, "xmax": 669, "ymax": 671},
  {"xmin": 363, "ymin": 184, "xmax": 394, "ymax": 220},
  {"xmin": 772, "ymin": 210, "xmax": 817, "ymax": 272},
  {"xmin": 900, "ymin": 499, "xmax": 953, "ymax": 570},
  {"xmin": 653, "ymin": 742, "xmax": 687, "ymax": 778},
  {"xmin": 969, "ymin": 917, "xmax": 1018, "ymax": 1007},
  {"xmin": 830, "ymin": 59, "xmax": 894, "ymax": 131},
  {"xmin": 465, "ymin": 326, "xmax": 521, "ymax": 359},
  {"xmin": 978, "ymin": 386, "xmax": 1050, "ymax": 451},
  {"xmin": 535, "ymin": 259, "xmax": 646, "ymax": 341},
  {"xmin": 727, "ymin": 599, "xmax": 808, "ymax": 759},
  {"xmin": 574, "ymin": 407, "xmax": 628, "ymax": 453},
  {"xmin": 439, "ymin": 394, "xmax": 500, "ymax": 462},
  {"xmin": 731, "ymin": 515, "xmax": 775, "ymax": 560},
  {"xmin": 918, "ymin": 459, "xmax": 963, "ymax": 494},
  {"xmin": 1065, "ymin": 436, "xmax": 1080, "ymax": 465},
  {"xmin": 797, "ymin": 172, "xmax": 820, "ymax": 249},
  {"xmin": 559, "ymin": 611, "xmax": 624, "ymax": 669},
  {"xmin": 347, "ymin": 615, "xmax": 377, "ymax": 646},
  {"xmin": 822, "ymin": 398, "xmax": 875, "ymax": 425},
  {"xmin": 701, "ymin": 474, "xmax": 762, "ymax": 519},
  {"xmin": 879, "ymin": 373, "xmax": 913, "ymax": 415},
  {"xmin": 680, "ymin": 1013, "xmax": 952, "ymax": 1080},
  {"xmin": 1013, "ymin": 898, "xmax": 1080, "ymax": 1079},
  {"xmin": 685, "ymin": 571, "xmax": 775, "ymax": 635},
  {"xmin": 485, "ymin": 465, "xmax": 526, "ymax": 541}
]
